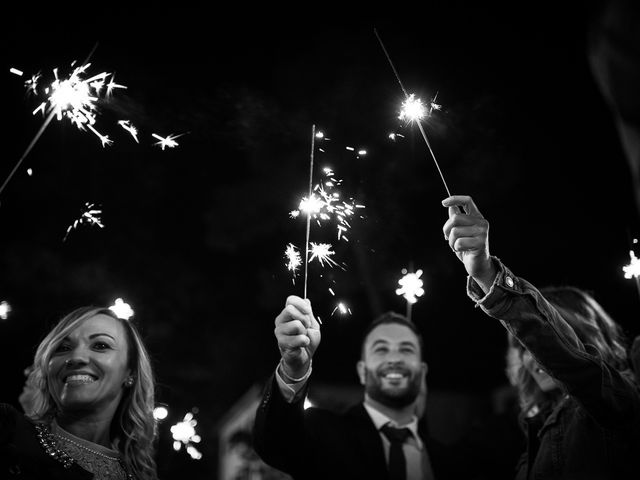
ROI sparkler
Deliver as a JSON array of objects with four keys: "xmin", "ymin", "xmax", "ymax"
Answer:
[
  {"xmin": 395, "ymin": 268, "xmax": 425, "ymax": 321},
  {"xmin": 170, "ymin": 412, "xmax": 202, "ymax": 460},
  {"xmin": 331, "ymin": 301, "xmax": 352, "ymax": 316},
  {"xmin": 303, "ymin": 125, "xmax": 317, "ymax": 299},
  {"xmin": 63, "ymin": 202, "xmax": 104, "ymax": 242},
  {"xmin": 0, "ymin": 301, "xmax": 11, "ymax": 320},
  {"xmin": 152, "ymin": 133, "xmax": 183, "ymax": 150},
  {"xmin": 291, "ymin": 167, "xmax": 365, "ymax": 242},
  {"xmin": 118, "ymin": 120, "xmax": 140, "ymax": 143},
  {"xmin": 374, "ymin": 28, "xmax": 454, "ymax": 198},
  {"xmin": 284, "ymin": 243, "xmax": 302, "ymax": 283},
  {"xmin": 1, "ymin": 44, "xmax": 122, "ymax": 197},
  {"xmin": 109, "ymin": 298, "xmax": 134, "ymax": 320},
  {"xmin": 284, "ymin": 128, "xmax": 365, "ymax": 321},
  {"xmin": 623, "ymin": 248, "xmax": 640, "ymax": 299},
  {"xmin": 308, "ymin": 242, "xmax": 341, "ymax": 268}
]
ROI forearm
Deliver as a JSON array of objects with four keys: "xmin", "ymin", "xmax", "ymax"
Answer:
[
  {"xmin": 253, "ymin": 375, "xmax": 308, "ymax": 476},
  {"xmin": 468, "ymin": 258, "xmax": 638, "ymax": 423}
]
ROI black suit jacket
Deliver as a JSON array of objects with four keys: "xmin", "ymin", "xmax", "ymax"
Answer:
[{"xmin": 253, "ymin": 374, "xmax": 453, "ymax": 480}]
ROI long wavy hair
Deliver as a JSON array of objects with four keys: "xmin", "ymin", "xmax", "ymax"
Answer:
[
  {"xmin": 28, "ymin": 306, "xmax": 158, "ymax": 480},
  {"xmin": 509, "ymin": 286, "xmax": 632, "ymax": 417}
]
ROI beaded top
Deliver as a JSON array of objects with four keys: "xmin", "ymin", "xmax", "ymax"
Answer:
[{"xmin": 34, "ymin": 421, "xmax": 134, "ymax": 479}]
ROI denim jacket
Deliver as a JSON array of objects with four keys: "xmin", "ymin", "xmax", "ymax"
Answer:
[{"xmin": 466, "ymin": 258, "xmax": 640, "ymax": 480}]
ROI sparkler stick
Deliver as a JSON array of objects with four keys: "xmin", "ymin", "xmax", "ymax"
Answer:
[
  {"xmin": 0, "ymin": 108, "xmax": 57, "ymax": 196},
  {"xmin": 303, "ymin": 125, "xmax": 316, "ymax": 300},
  {"xmin": 373, "ymin": 28, "xmax": 454, "ymax": 199}
]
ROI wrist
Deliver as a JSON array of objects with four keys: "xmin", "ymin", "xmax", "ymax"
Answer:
[
  {"xmin": 473, "ymin": 257, "xmax": 498, "ymax": 294},
  {"xmin": 279, "ymin": 358, "xmax": 312, "ymax": 383}
]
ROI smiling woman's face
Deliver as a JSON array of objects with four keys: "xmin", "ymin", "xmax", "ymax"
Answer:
[{"xmin": 47, "ymin": 314, "xmax": 131, "ymax": 416}]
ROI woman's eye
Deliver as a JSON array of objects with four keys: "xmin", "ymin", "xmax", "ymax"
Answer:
[
  {"xmin": 93, "ymin": 342, "xmax": 111, "ymax": 351},
  {"xmin": 54, "ymin": 343, "xmax": 71, "ymax": 353}
]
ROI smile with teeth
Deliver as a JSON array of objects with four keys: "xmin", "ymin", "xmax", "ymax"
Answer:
[
  {"xmin": 382, "ymin": 372, "xmax": 407, "ymax": 380},
  {"xmin": 64, "ymin": 374, "xmax": 97, "ymax": 385}
]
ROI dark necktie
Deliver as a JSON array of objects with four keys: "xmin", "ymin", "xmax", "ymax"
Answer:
[{"xmin": 380, "ymin": 423, "xmax": 412, "ymax": 480}]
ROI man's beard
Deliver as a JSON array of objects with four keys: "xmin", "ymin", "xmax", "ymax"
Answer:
[{"xmin": 364, "ymin": 364, "xmax": 421, "ymax": 408}]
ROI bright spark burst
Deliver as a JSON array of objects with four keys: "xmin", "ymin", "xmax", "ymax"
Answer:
[
  {"xmin": 285, "ymin": 243, "xmax": 302, "ymax": 282},
  {"xmin": 63, "ymin": 202, "xmax": 104, "ymax": 242},
  {"xmin": 106, "ymin": 76, "xmax": 127, "ymax": 96},
  {"xmin": 623, "ymin": 251, "xmax": 640, "ymax": 279},
  {"xmin": 429, "ymin": 91, "xmax": 442, "ymax": 114},
  {"xmin": 152, "ymin": 133, "xmax": 181, "ymax": 150},
  {"xmin": 308, "ymin": 242, "xmax": 340, "ymax": 268},
  {"xmin": 118, "ymin": 120, "xmax": 139, "ymax": 143},
  {"xmin": 298, "ymin": 194, "xmax": 324, "ymax": 215},
  {"xmin": 398, "ymin": 94, "xmax": 427, "ymax": 123},
  {"xmin": 23, "ymin": 72, "xmax": 42, "ymax": 95},
  {"xmin": 109, "ymin": 298, "xmax": 134, "ymax": 320},
  {"xmin": 171, "ymin": 412, "xmax": 203, "ymax": 460},
  {"xmin": 32, "ymin": 63, "xmax": 124, "ymax": 145},
  {"xmin": 291, "ymin": 167, "xmax": 365, "ymax": 242},
  {"xmin": 396, "ymin": 269, "xmax": 425, "ymax": 304},
  {"xmin": 0, "ymin": 301, "xmax": 11, "ymax": 320},
  {"xmin": 331, "ymin": 301, "xmax": 352, "ymax": 316}
]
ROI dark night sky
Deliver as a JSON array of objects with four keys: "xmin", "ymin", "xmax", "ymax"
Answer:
[{"xmin": 2, "ymin": 3, "xmax": 640, "ymax": 477}]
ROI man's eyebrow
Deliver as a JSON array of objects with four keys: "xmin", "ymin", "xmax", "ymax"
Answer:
[
  {"xmin": 370, "ymin": 339, "xmax": 390, "ymax": 348},
  {"xmin": 89, "ymin": 333, "xmax": 116, "ymax": 340}
]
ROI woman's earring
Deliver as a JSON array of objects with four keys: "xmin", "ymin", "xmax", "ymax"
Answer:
[{"xmin": 125, "ymin": 377, "xmax": 134, "ymax": 387}]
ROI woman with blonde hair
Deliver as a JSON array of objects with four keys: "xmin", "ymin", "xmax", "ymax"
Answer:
[{"xmin": 1, "ymin": 306, "xmax": 158, "ymax": 480}]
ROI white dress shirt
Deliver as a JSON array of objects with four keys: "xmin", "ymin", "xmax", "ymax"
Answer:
[{"xmin": 363, "ymin": 403, "xmax": 435, "ymax": 480}]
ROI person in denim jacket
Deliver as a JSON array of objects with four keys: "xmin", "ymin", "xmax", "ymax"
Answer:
[{"xmin": 441, "ymin": 194, "xmax": 640, "ymax": 479}]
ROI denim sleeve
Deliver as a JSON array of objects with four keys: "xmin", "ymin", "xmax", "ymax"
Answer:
[{"xmin": 467, "ymin": 257, "xmax": 639, "ymax": 429}]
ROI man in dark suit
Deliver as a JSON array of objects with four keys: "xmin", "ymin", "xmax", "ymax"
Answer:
[{"xmin": 252, "ymin": 294, "xmax": 442, "ymax": 480}]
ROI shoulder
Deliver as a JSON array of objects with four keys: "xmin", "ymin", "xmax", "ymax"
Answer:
[
  {"xmin": 0, "ymin": 403, "xmax": 28, "ymax": 442},
  {"xmin": 0, "ymin": 405, "xmax": 92, "ymax": 479}
]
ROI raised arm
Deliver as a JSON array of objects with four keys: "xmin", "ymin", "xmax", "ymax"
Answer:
[
  {"xmin": 442, "ymin": 195, "xmax": 639, "ymax": 426},
  {"xmin": 253, "ymin": 295, "xmax": 321, "ymax": 476}
]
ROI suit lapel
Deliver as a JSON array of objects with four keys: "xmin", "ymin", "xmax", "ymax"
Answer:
[{"xmin": 345, "ymin": 403, "xmax": 388, "ymax": 480}]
